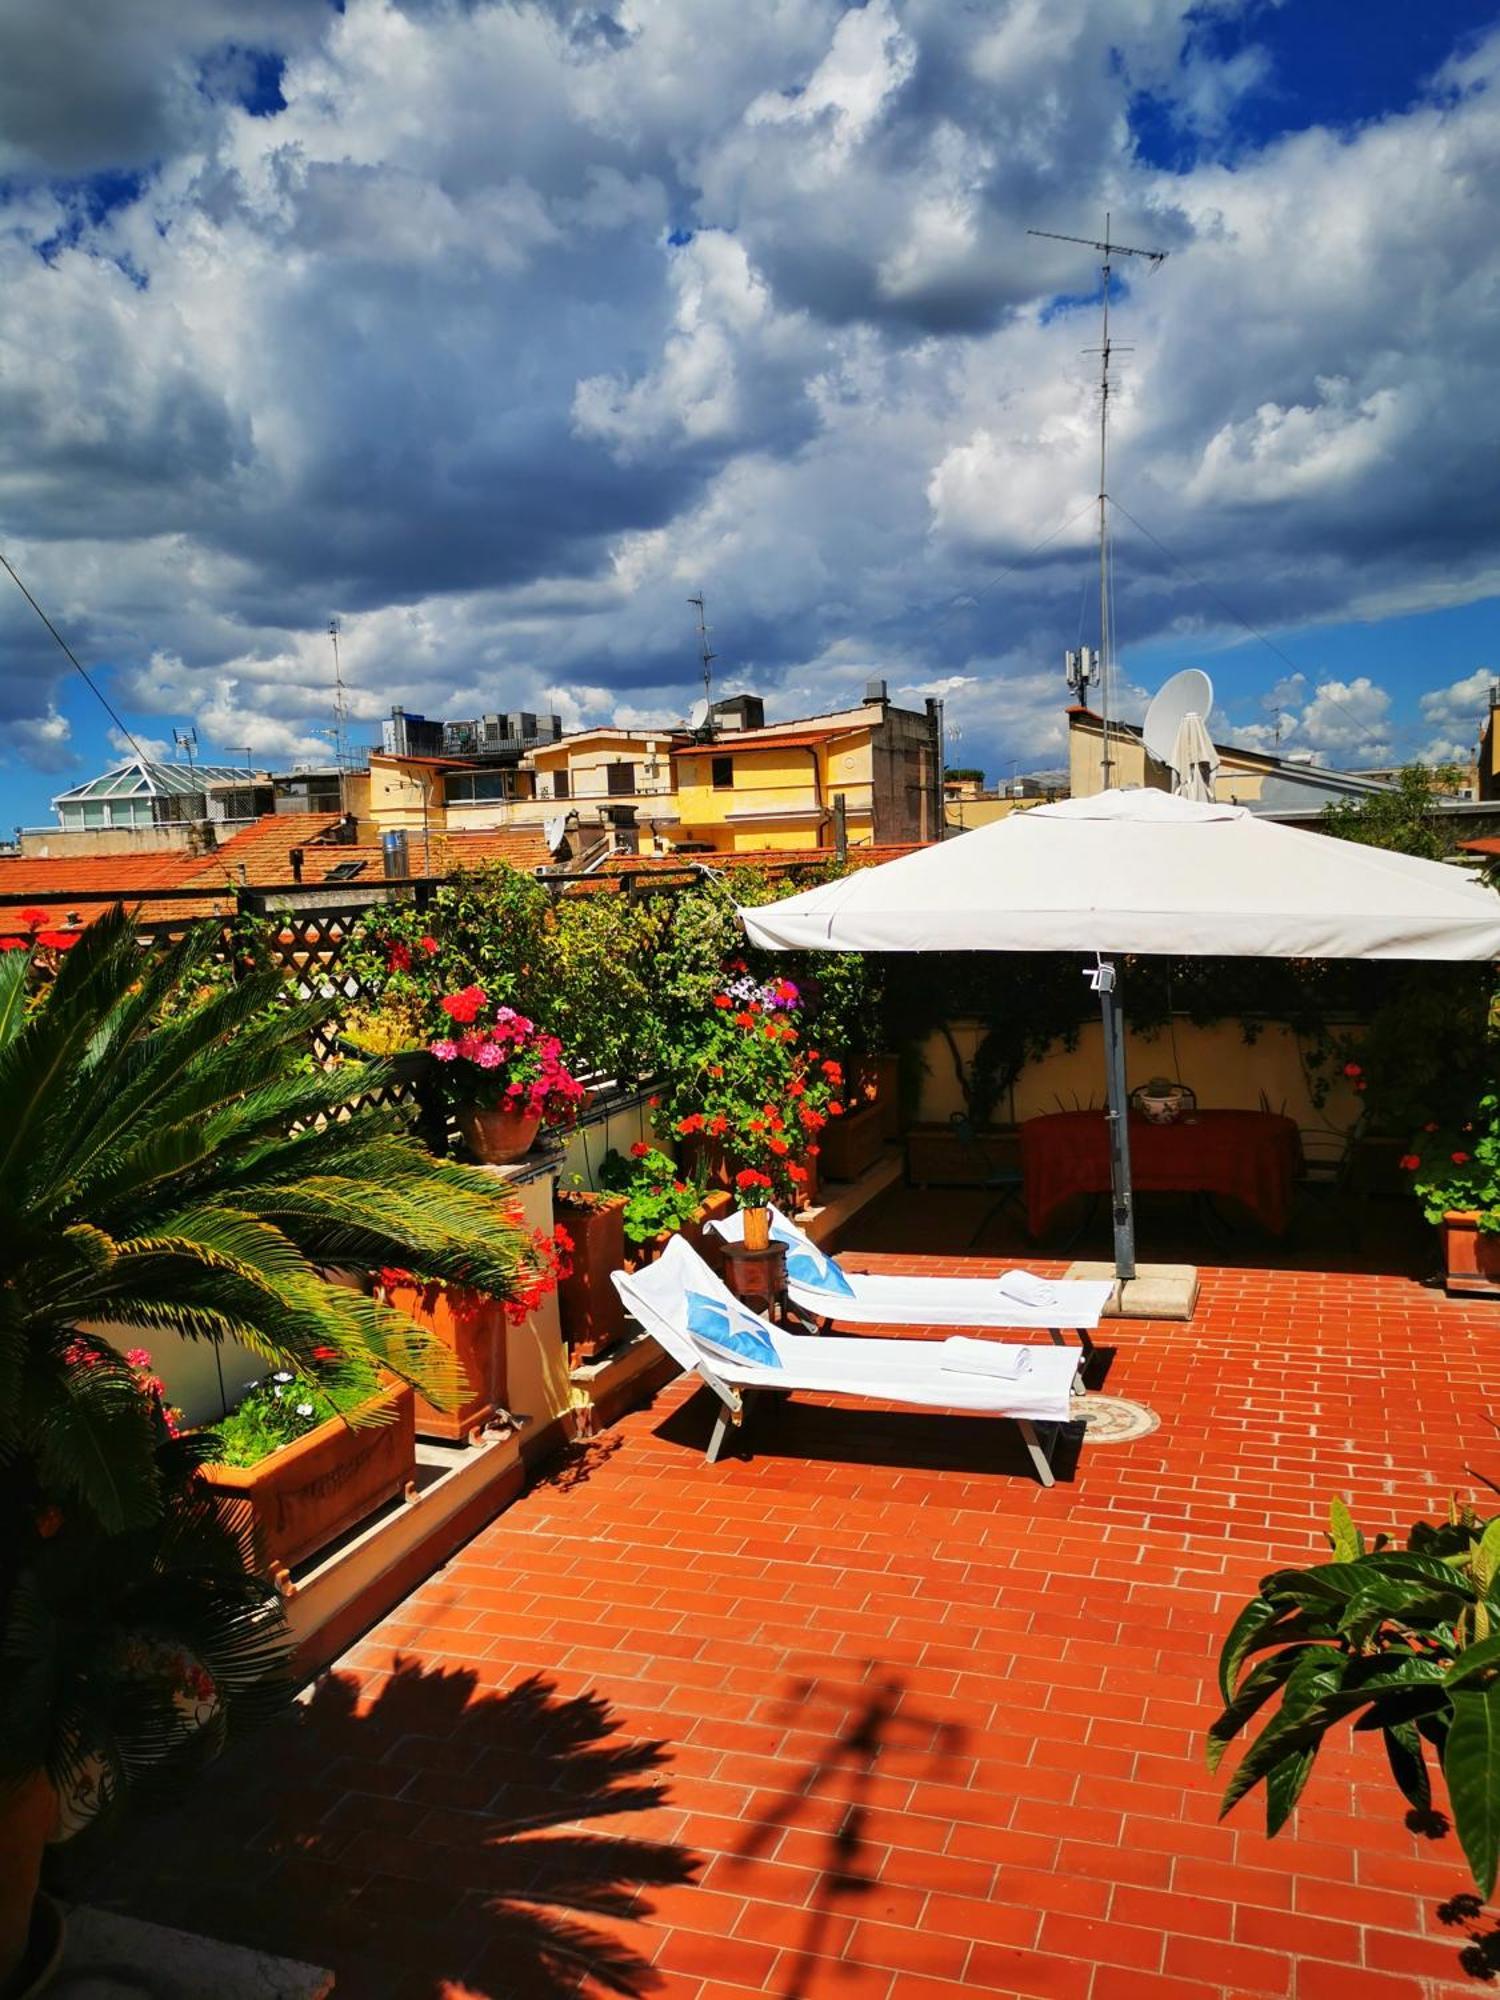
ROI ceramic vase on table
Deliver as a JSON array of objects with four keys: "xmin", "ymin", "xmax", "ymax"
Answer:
[
  {"xmin": 742, "ymin": 1205, "xmax": 771, "ymax": 1252},
  {"xmin": 457, "ymin": 1103, "xmax": 542, "ymax": 1165}
]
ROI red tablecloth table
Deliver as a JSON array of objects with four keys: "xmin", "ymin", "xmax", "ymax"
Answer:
[{"xmin": 1020, "ymin": 1109, "xmax": 1302, "ymax": 1240}]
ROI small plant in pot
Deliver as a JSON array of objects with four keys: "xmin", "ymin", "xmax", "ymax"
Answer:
[
  {"xmin": 1402, "ymin": 1093, "xmax": 1500, "ymax": 1294},
  {"xmin": 600, "ymin": 1145, "xmax": 706, "ymax": 1263},
  {"xmin": 430, "ymin": 987, "xmax": 587, "ymax": 1163},
  {"xmin": 734, "ymin": 1167, "xmax": 776, "ymax": 1251}
]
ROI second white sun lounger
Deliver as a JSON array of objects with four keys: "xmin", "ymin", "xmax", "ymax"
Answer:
[
  {"xmin": 614, "ymin": 1234, "xmax": 1081, "ymax": 1485},
  {"xmin": 708, "ymin": 1205, "xmax": 1112, "ymax": 1351}
]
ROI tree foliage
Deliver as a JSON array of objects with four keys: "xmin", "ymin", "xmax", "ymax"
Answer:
[
  {"xmin": 1212, "ymin": 1498, "xmax": 1500, "ymax": 1896},
  {"xmin": 1321, "ymin": 763, "xmax": 1467, "ymax": 861}
]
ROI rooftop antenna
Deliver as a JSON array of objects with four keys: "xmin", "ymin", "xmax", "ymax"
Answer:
[
  {"xmin": 1029, "ymin": 215, "xmax": 1167, "ymax": 789},
  {"xmin": 687, "ymin": 593, "xmax": 715, "ymax": 736},
  {"xmin": 328, "ymin": 619, "xmax": 348, "ymax": 772},
  {"xmin": 172, "ymin": 726, "xmax": 198, "ymax": 775}
]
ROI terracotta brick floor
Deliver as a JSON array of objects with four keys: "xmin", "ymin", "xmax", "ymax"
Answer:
[{"xmin": 90, "ymin": 1189, "xmax": 1500, "ymax": 1999}]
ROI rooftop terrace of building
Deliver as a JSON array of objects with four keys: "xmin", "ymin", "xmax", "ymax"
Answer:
[{"xmin": 84, "ymin": 1181, "xmax": 1499, "ymax": 2000}]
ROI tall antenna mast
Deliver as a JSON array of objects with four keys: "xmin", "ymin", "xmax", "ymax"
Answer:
[
  {"xmin": 328, "ymin": 619, "xmax": 348, "ymax": 772},
  {"xmin": 172, "ymin": 726, "xmax": 198, "ymax": 775},
  {"xmin": 1028, "ymin": 215, "xmax": 1166, "ymax": 788},
  {"xmin": 687, "ymin": 593, "xmax": 715, "ymax": 731}
]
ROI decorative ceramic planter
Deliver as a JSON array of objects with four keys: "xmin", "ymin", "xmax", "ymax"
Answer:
[
  {"xmin": 742, "ymin": 1205, "xmax": 771, "ymax": 1252},
  {"xmin": 380, "ymin": 1279, "xmax": 508, "ymax": 1439},
  {"xmin": 554, "ymin": 1192, "xmax": 627, "ymax": 1360},
  {"xmin": 199, "ymin": 1384, "xmax": 417, "ymax": 1593},
  {"xmin": 1442, "ymin": 1211, "xmax": 1500, "ymax": 1298},
  {"xmin": 457, "ymin": 1102, "xmax": 542, "ymax": 1164},
  {"xmin": 818, "ymin": 1101, "xmax": 886, "ymax": 1183}
]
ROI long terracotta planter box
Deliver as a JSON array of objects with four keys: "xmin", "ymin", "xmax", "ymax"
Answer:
[
  {"xmin": 381, "ymin": 1280, "xmax": 508, "ymax": 1440},
  {"xmin": 818, "ymin": 1101, "xmax": 887, "ymax": 1183},
  {"xmin": 200, "ymin": 1384, "xmax": 416, "ymax": 1591},
  {"xmin": 1442, "ymin": 1211, "xmax": 1500, "ymax": 1297},
  {"xmin": 555, "ymin": 1192, "xmax": 628, "ymax": 1360}
]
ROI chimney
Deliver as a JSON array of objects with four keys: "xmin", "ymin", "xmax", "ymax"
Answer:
[
  {"xmin": 288, "ymin": 847, "xmax": 304, "ymax": 884},
  {"xmin": 865, "ymin": 677, "xmax": 888, "ymax": 704}
]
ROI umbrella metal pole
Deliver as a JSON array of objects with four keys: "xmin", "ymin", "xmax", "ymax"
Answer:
[{"xmin": 1090, "ymin": 955, "xmax": 1136, "ymax": 1282}]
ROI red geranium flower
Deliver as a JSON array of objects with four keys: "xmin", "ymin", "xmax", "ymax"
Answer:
[
  {"xmin": 1452, "ymin": 1151, "xmax": 1472, "ymax": 1166},
  {"xmin": 712, "ymin": 994, "xmax": 732, "ymax": 1009},
  {"xmin": 1399, "ymin": 1154, "xmax": 1421, "ymax": 1172},
  {"xmin": 629, "ymin": 1141, "xmax": 651, "ymax": 1157},
  {"xmin": 19, "ymin": 907, "xmax": 49, "ymax": 930},
  {"xmin": 1342, "ymin": 1062, "xmax": 1362, "ymax": 1078},
  {"xmin": 787, "ymin": 1162, "xmax": 808, "ymax": 1184},
  {"xmin": 735, "ymin": 1168, "xmax": 772, "ymax": 1191},
  {"xmin": 420, "ymin": 935, "xmax": 439, "ymax": 953}
]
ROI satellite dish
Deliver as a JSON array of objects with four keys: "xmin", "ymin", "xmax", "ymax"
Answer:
[
  {"xmin": 1143, "ymin": 669, "xmax": 1213, "ymax": 767},
  {"xmin": 1142, "ymin": 669, "xmax": 1218, "ymax": 801},
  {"xmin": 688, "ymin": 698, "xmax": 711, "ymax": 730}
]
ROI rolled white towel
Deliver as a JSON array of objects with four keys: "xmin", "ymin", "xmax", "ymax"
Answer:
[
  {"xmin": 996, "ymin": 1269, "xmax": 1057, "ymax": 1309},
  {"xmin": 941, "ymin": 1336, "xmax": 1032, "ymax": 1381}
]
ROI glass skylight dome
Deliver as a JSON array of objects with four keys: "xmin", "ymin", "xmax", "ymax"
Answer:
[{"xmin": 52, "ymin": 757, "xmax": 250, "ymax": 831}]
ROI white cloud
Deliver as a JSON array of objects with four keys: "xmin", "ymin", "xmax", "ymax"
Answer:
[
  {"xmin": 0, "ymin": 0, "xmax": 1498, "ymax": 802},
  {"xmin": 1419, "ymin": 665, "xmax": 1493, "ymax": 735}
]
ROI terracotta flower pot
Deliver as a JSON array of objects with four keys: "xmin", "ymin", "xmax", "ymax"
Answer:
[
  {"xmin": 1442, "ymin": 1211, "xmax": 1500, "ymax": 1297},
  {"xmin": 381, "ymin": 1279, "xmax": 508, "ymax": 1439},
  {"xmin": 199, "ymin": 1385, "xmax": 416, "ymax": 1593},
  {"xmin": 554, "ymin": 1192, "xmax": 627, "ymax": 1361},
  {"xmin": 0, "ymin": 1773, "xmax": 56, "ymax": 1997},
  {"xmin": 457, "ymin": 1102, "xmax": 542, "ymax": 1164},
  {"xmin": 742, "ymin": 1205, "xmax": 771, "ymax": 1252}
]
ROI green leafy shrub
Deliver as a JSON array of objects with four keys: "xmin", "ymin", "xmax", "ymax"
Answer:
[
  {"xmin": 1403, "ymin": 1093, "xmax": 1500, "ymax": 1231},
  {"xmin": 599, "ymin": 1146, "xmax": 704, "ymax": 1246},
  {"xmin": 1211, "ymin": 1497, "xmax": 1500, "ymax": 1895},
  {"xmin": 207, "ymin": 1354, "xmax": 386, "ymax": 1469}
]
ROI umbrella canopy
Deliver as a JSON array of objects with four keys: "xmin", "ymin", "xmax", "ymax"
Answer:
[
  {"xmin": 740, "ymin": 788, "xmax": 1500, "ymax": 1281},
  {"xmin": 740, "ymin": 789, "xmax": 1500, "ymax": 962}
]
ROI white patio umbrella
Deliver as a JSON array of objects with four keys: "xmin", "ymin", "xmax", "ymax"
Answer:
[{"xmin": 740, "ymin": 789, "xmax": 1500, "ymax": 1278}]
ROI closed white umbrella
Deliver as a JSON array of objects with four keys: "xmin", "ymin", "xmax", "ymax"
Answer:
[
  {"xmin": 1169, "ymin": 710, "xmax": 1219, "ymax": 802},
  {"xmin": 741, "ymin": 789, "xmax": 1500, "ymax": 1276}
]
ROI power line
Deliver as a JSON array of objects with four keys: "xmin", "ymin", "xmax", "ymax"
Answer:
[
  {"xmin": 0, "ymin": 549, "xmax": 153, "ymax": 766},
  {"xmin": 1104, "ymin": 496, "xmax": 1384, "ymax": 748}
]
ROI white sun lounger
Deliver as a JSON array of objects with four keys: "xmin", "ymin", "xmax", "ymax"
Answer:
[
  {"xmin": 613, "ymin": 1234, "xmax": 1081, "ymax": 1485},
  {"xmin": 708, "ymin": 1205, "xmax": 1113, "ymax": 1352}
]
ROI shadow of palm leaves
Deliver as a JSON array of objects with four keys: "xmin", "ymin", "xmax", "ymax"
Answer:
[{"xmin": 86, "ymin": 1656, "xmax": 699, "ymax": 1999}]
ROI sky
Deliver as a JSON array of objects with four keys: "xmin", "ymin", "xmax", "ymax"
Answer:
[{"xmin": 2, "ymin": 0, "xmax": 1500, "ymax": 829}]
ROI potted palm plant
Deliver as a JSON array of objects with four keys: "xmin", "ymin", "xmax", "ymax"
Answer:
[{"xmin": 0, "ymin": 908, "xmax": 546, "ymax": 1985}]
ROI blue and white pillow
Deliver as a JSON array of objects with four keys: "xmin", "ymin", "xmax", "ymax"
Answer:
[
  {"xmin": 771, "ymin": 1218, "xmax": 856, "ymax": 1298},
  {"xmin": 685, "ymin": 1290, "xmax": 782, "ymax": 1369}
]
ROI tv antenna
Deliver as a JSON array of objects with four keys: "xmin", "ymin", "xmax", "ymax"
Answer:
[
  {"xmin": 172, "ymin": 726, "xmax": 198, "ymax": 774},
  {"xmin": 1029, "ymin": 215, "xmax": 1167, "ymax": 787},
  {"xmin": 328, "ymin": 618, "xmax": 349, "ymax": 771},
  {"xmin": 687, "ymin": 593, "xmax": 715, "ymax": 734}
]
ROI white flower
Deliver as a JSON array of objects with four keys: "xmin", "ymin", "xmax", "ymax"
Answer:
[
  {"xmin": 295, "ymin": 1403, "xmax": 314, "ymax": 1418},
  {"xmin": 271, "ymin": 1371, "xmax": 294, "ymax": 1385}
]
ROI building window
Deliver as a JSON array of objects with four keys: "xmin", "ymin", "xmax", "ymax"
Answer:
[
  {"xmin": 606, "ymin": 762, "xmax": 636, "ymax": 797},
  {"xmin": 552, "ymin": 771, "xmax": 570, "ymax": 800},
  {"xmin": 711, "ymin": 755, "xmax": 734, "ymax": 791},
  {"xmin": 446, "ymin": 771, "xmax": 511, "ymax": 805}
]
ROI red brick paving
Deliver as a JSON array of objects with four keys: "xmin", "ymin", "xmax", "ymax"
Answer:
[{"xmin": 89, "ymin": 1215, "xmax": 1500, "ymax": 1999}]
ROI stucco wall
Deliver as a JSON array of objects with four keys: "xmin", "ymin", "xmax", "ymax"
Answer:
[{"xmin": 915, "ymin": 1015, "xmax": 1364, "ymax": 1135}]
